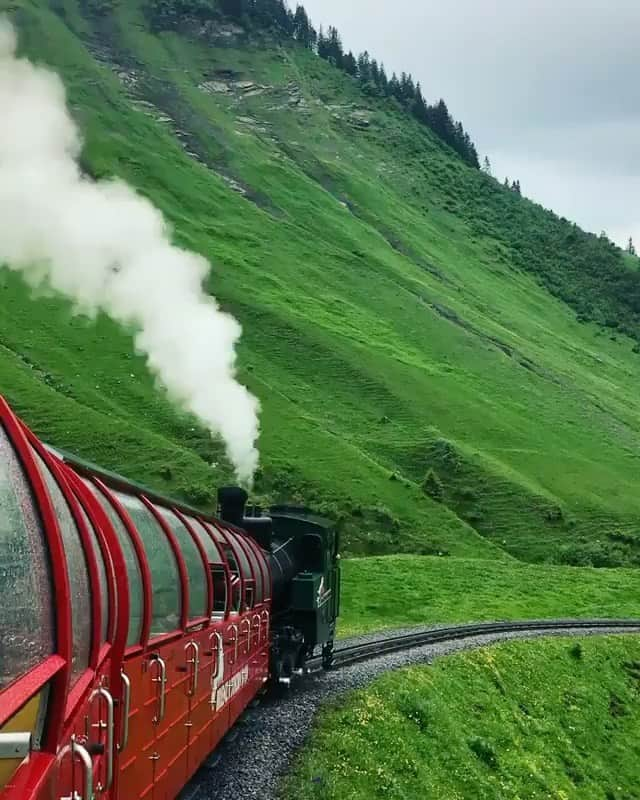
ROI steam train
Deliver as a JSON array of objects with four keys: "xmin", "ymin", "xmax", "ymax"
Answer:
[{"xmin": 0, "ymin": 396, "xmax": 340, "ymax": 800}]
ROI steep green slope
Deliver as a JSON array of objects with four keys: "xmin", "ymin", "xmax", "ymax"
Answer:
[
  {"xmin": 283, "ymin": 636, "xmax": 640, "ymax": 800},
  {"xmin": 3, "ymin": 0, "xmax": 640, "ymax": 564}
]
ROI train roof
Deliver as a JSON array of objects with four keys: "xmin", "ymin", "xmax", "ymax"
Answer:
[{"xmin": 45, "ymin": 443, "xmax": 222, "ymax": 523}]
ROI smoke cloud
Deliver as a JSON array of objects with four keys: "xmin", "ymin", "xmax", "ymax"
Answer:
[{"xmin": 0, "ymin": 18, "xmax": 260, "ymax": 484}]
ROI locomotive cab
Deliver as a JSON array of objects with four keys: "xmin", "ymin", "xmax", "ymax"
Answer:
[{"xmin": 218, "ymin": 489, "xmax": 341, "ymax": 682}]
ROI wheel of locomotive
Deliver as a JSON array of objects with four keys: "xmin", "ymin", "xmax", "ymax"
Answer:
[{"xmin": 322, "ymin": 639, "xmax": 335, "ymax": 670}]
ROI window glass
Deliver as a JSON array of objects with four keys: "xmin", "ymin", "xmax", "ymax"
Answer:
[
  {"xmin": 115, "ymin": 494, "xmax": 181, "ymax": 637},
  {"xmin": 154, "ymin": 507, "xmax": 207, "ymax": 620},
  {"xmin": 0, "ymin": 428, "xmax": 54, "ymax": 690},
  {"xmin": 227, "ymin": 532, "xmax": 254, "ymax": 610},
  {"xmin": 33, "ymin": 451, "xmax": 92, "ymax": 684},
  {"xmin": 243, "ymin": 541, "xmax": 264, "ymax": 604},
  {"xmin": 186, "ymin": 516, "xmax": 222, "ymax": 563},
  {"xmin": 209, "ymin": 525, "xmax": 241, "ymax": 611},
  {"xmin": 84, "ymin": 481, "xmax": 143, "ymax": 647},
  {"xmin": 196, "ymin": 521, "xmax": 227, "ymax": 614},
  {"xmin": 78, "ymin": 505, "xmax": 109, "ymax": 643}
]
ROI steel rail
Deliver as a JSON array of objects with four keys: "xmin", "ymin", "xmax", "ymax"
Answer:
[{"xmin": 308, "ymin": 618, "xmax": 640, "ymax": 672}]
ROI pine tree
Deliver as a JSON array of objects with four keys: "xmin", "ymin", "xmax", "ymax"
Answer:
[
  {"xmin": 342, "ymin": 50, "xmax": 358, "ymax": 76},
  {"xmin": 483, "ymin": 156, "xmax": 492, "ymax": 175},
  {"xmin": 293, "ymin": 5, "xmax": 313, "ymax": 47},
  {"xmin": 317, "ymin": 25, "xmax": 330, "ymax": 59},
  {"xmin": 388, "ymin": 72, "xmax": 401, "ymax": 100},
  {"xmin": 378, "ymin": 63, "xmax": 389, "ymax": 95},
  {"xmin": 326, "ymin": 25, "xmax": 344, "ymax": 67},
  {"xmin": 628, "ymin": 237, "xmax": 637, "ymax": 256},
  {"xmin": 357, "ymin": 51, "xmax": 371, "ymax": 84},
  {"xmin": 370, "ymin": 58, "xmax": 380, "ymax": 87}
]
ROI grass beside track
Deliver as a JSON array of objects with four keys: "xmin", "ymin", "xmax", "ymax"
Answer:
[
  {"xmin": 338, "ymin": 555, "xmax": 640, "ymax": 637},
  {"xmin": 283, "ymin": 635, "xmax": 640, "ymax": 799}
]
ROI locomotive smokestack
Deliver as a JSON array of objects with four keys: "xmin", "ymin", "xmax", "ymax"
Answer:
[{"xmin": 218, "ymin": 486, "xmax": 248, "ymax": 526}]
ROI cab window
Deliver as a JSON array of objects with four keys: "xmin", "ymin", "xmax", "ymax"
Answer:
[{"xmin": 0, "ymin": 428, "xmax": 54, "ymax": 690}]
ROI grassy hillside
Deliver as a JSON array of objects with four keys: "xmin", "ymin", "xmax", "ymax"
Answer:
[
  {"xmin": 3, "ymin": 0, "xmax": 640, "ymax": 565},
  {"xmin": 339, "ymin": 556, "xmax": 640, "ymax": 637},
  {"xmin": 283, "ymin": 636, "xmax": 640, "ymax": 799}
]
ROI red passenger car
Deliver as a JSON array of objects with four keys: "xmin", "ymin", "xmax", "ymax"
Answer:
[{"xmin": 0, "ymin": 396, "xmax": 271, "ymax": 800}]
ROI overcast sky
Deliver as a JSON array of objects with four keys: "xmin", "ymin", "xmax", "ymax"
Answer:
[{"xmin": 302, "ymin": 0, "xmax": 640, "ymax": 248}]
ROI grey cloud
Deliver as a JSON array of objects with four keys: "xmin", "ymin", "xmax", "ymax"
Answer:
[{"xmin": 302, "ymin": 0, "xmax": 640, "ymax": 244}]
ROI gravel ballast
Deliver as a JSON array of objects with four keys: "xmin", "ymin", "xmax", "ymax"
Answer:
[{"xmin": 183, "ymin": 624, "xmax": 640, "ymax": 800}]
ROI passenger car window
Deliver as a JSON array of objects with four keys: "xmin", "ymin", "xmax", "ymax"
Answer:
[
  {"xmin": 33, "ymin": 451, "xmax": 91, "ymax": 685},
  {"xmin": 84, "ymin": 481, "xmax": 144, "ymax": 648},
  {"xmin": 243, "ymin": 540, "xmax": 264, "ymax": 604},
  {"xmin": 115, "ymin": 493, "xmax": 181, "ymax": 637},
  {"xmin": 154, "ymin": 507, "xmax": 208, "ymax": 620},
  {"xmin": 190, "ymin": 518, "xmax": 227, "ymax": 616},
  {"xmin": 0, "ymin": 428, "xmax": 54, "ymax": 689},
  {"xmin": 227, "ymin": 532, "xmax": 255, "ymax": 610}
]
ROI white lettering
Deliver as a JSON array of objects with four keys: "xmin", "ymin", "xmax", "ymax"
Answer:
[{"xmin": 211, "ymin": 666, "xmax": 249, "ymax": 711}]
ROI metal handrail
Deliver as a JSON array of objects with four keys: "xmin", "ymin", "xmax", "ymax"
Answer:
[
  {"xmin": 150, "ymin": 655, "xmax": 167, "ymax": 724},
  {"xmin": 57, "ymin": 735, "xmax": 93, "ymax": 800},
  {"xmin": 185, "ymin": 641, "xmax": 200, "ymax": 697},
  {"xmin": 89, "ymin": 686, "xmax": 114, "ymax": 791},
  {"xmin": 118, "ymin": 670, "xmax": 131, "ymax": 753},
  {"xmin": 252, "ymin": 613, "xmax": 261, "ymax": 645},
  {"xmin": 226, "ymin": 623, "xmax": 238, "ymax": 665},
  {"xmin": 261, "ymin": 609, "xmax": 270, "ymax": 641},
  {"xmin": 209, "ymin": 630, "xmax": 224, "ymax": 681},
  {"xmin": 239, "ymin": 618, "xmax": 251, "ymax": 654}
]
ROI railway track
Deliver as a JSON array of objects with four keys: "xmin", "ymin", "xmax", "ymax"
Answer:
[
  {"xmin": 188, "ymin": 619, "xmax": 640, "ymax": 798},
  {"xmin": 308, "ymin": 618, "xmax": 640, "ymax": 672}
]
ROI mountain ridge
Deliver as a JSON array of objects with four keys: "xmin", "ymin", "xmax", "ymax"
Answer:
[{"xmin": 3, "ymin": 0, "xmax": 640, "ymax": 566}]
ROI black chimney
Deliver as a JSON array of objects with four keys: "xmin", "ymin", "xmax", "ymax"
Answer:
[{"xmin": 217, "ymin": 486, "xmax": 248, "ymax": 526}]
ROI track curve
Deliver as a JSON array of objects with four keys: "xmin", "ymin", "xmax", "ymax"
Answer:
[{"xmin": 183, "ymin": 619, "xmax": 640, "ymax": 800}]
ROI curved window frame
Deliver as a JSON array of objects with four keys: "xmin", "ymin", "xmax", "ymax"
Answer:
[
  {"xmin": 196, "ymin": 519, "xmax": 232, "ymax": 620},
  {"xmin": 64, "ymin": 468, "xmax": 126, "ymax": 658},
  {"xmin": 22, "ymin": 431, "xmax": 108, "ymax": 719},
  {"xmin": 139, "ymin": 497, "xmax": 190, "ymax": 636},
  {"xmin": 0, "ymin": 403, "xmax": 70, "ymax": 751},
  {"xmin": 210, "ymin": 522, "xmax": 245, "ymax": 615},
  {"xmin": 228, "ymin": 530, "xmax": 257, "ymax": 611},
  {"xmin": 244, "ymin": 534, "xmax": 271, "ymax": 605},
  {"xmin": 89, "ymin": 479, "xmax": 153, "ymax": 654},
  {"xmin": 171, "ymin": 507, "xmax": 214, "ymax": 625},
  {"xmin": 115, "ymin": 492, "xmax": 184, "ymax": 645}
]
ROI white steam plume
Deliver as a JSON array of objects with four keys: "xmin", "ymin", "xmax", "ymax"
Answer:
[{"xmin": 0, "ymin": 18, "xmax": 260, "ymax": 484}]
